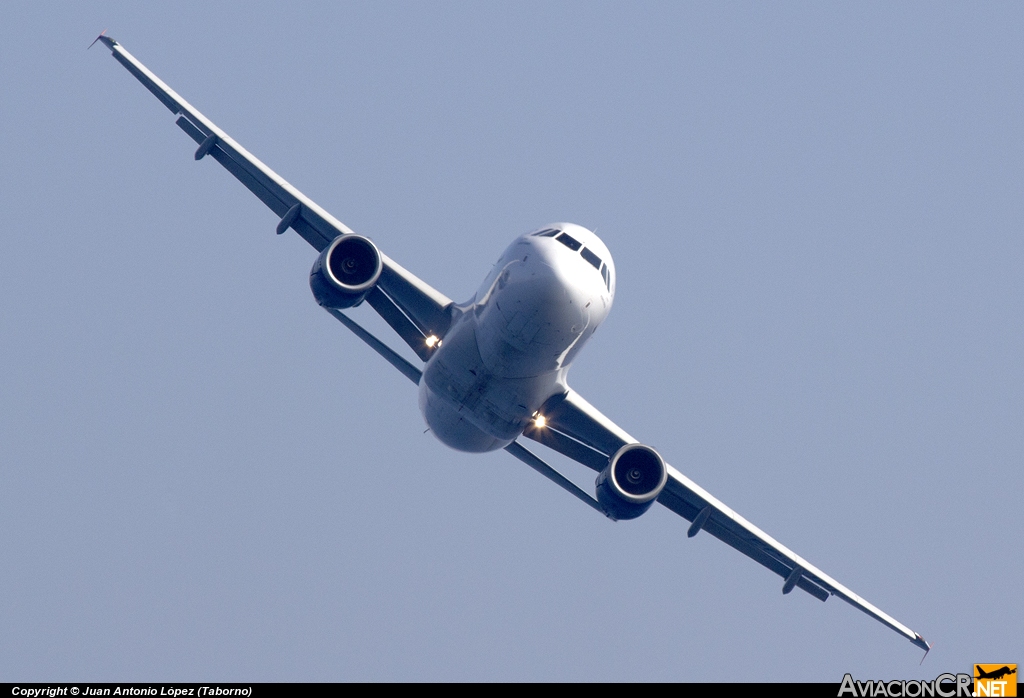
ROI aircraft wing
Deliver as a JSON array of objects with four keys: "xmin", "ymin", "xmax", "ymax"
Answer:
[
  {"xmin": 523, "ymin": 389, "xmax": 931, "ymax": 653},
  {"xmin": 96, "ymin": 35, "xmax": 455, "ymax": 354}
]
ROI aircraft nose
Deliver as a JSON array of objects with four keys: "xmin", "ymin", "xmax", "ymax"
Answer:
[{"xmin": 502, "ymin": 259, "xmax": 589, "ymax": 331}]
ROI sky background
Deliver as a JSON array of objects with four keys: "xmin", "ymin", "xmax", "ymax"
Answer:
[{"xmin": 2, "ymin": 1, "xmax": 1022, "ymax": 682}]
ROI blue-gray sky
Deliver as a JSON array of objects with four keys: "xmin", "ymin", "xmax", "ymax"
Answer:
[{"xmin": 1, "ymin": 1, "xmax": 1021, "ymax": 682}]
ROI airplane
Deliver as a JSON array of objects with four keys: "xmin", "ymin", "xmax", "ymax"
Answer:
[{"xmin": 94, "ymin": 33, "xmax": 931, "ymax": 656}]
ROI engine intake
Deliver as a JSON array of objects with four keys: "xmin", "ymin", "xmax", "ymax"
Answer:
[
  {"xmin": 596, "ymin": 443, "xmax": 668, "ymax": 520},
  {"xmin": 309, "ymin": 234, "xmax": 382, "ymax": 309}
]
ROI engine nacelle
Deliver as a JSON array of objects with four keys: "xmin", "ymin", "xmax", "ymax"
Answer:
[
  {"xmin": 595, "ymin": 443, "xmax": 668, "ymax": 520},
  {"xmin": 309, "ymin": 234, "xmax": 383, "ymax": 309}
]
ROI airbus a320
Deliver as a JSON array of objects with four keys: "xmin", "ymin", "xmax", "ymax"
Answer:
[{"xmin": 94, "ymin": 33, "xmax": 931, "ymax": 655}]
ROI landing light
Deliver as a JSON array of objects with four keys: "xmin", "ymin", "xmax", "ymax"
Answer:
[
  {"xmin": 425, "ymin": 335, "xmax": 440, "ymax": 348},
  {"xmin": 534, "ymin": 414, "xmax": 547, "ymax": 428}
]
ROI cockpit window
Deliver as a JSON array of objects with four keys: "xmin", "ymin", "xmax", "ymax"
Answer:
[
  {"xmin": 600, "ymin": 262, "xmax": 611, "ymax": 290},
  {"xmin": 556, "ymin": 232, "xmax": 582, "ymax": 251},
  {"xmin": 580, "ymin": 246, "xmax": 602, "ymax": 271},
  {"xmin": 533, "ymin": 228, "xmax": 559, "ymax": 237}
]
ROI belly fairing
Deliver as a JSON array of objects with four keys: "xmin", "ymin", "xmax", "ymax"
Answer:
[
  {"xmin": 419, "ymin": 316, "xmax": 563, "ymax": 452},
  {"xmin": 418, "ymin": 382, "xmax": 509, "ymax": 453}
]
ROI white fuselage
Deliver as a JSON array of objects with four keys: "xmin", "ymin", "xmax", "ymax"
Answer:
[{"xmin": 419, "ymin": 223, "xmax": 616, "ymax": 452}]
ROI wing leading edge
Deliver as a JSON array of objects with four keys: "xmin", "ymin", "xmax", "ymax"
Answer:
[
  {"xmin": 96, "ymin": 34, "xmax": 454, "ymax": 353},
  {"xmin": 523, "ymin": 390, "xmax": 930, "ymax": 653}
]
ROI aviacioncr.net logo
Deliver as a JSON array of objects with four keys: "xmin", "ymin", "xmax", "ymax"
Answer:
[{"xmin": 839, "ymin": 673, "xmax": 972, "ymax": 697}]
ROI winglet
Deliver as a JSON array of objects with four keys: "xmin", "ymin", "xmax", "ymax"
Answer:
[
  {"xmin": 88, "ymin": 30, "xmax": 115, "ymax": 51},
  {"xmin": 914, "ymin": 634, "xmax": 932, "ymax": 664}
]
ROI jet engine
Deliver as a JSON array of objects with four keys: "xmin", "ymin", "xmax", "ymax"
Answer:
[
  {"xmin": 309, "ymin": 234, "xmax": 383, "ymax": 309},
  {"xmin": 595, "ymin": 443, "xmax": 668, "ymax": 520}
]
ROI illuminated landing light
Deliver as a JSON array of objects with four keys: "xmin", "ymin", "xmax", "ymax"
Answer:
[
  {"xmin": 533, "ymin": 414, "xmax": 547, "ymax": 429},
  {"xmin": 425, "ymin": 335, "xmax": 440, "ymax": 348}
]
